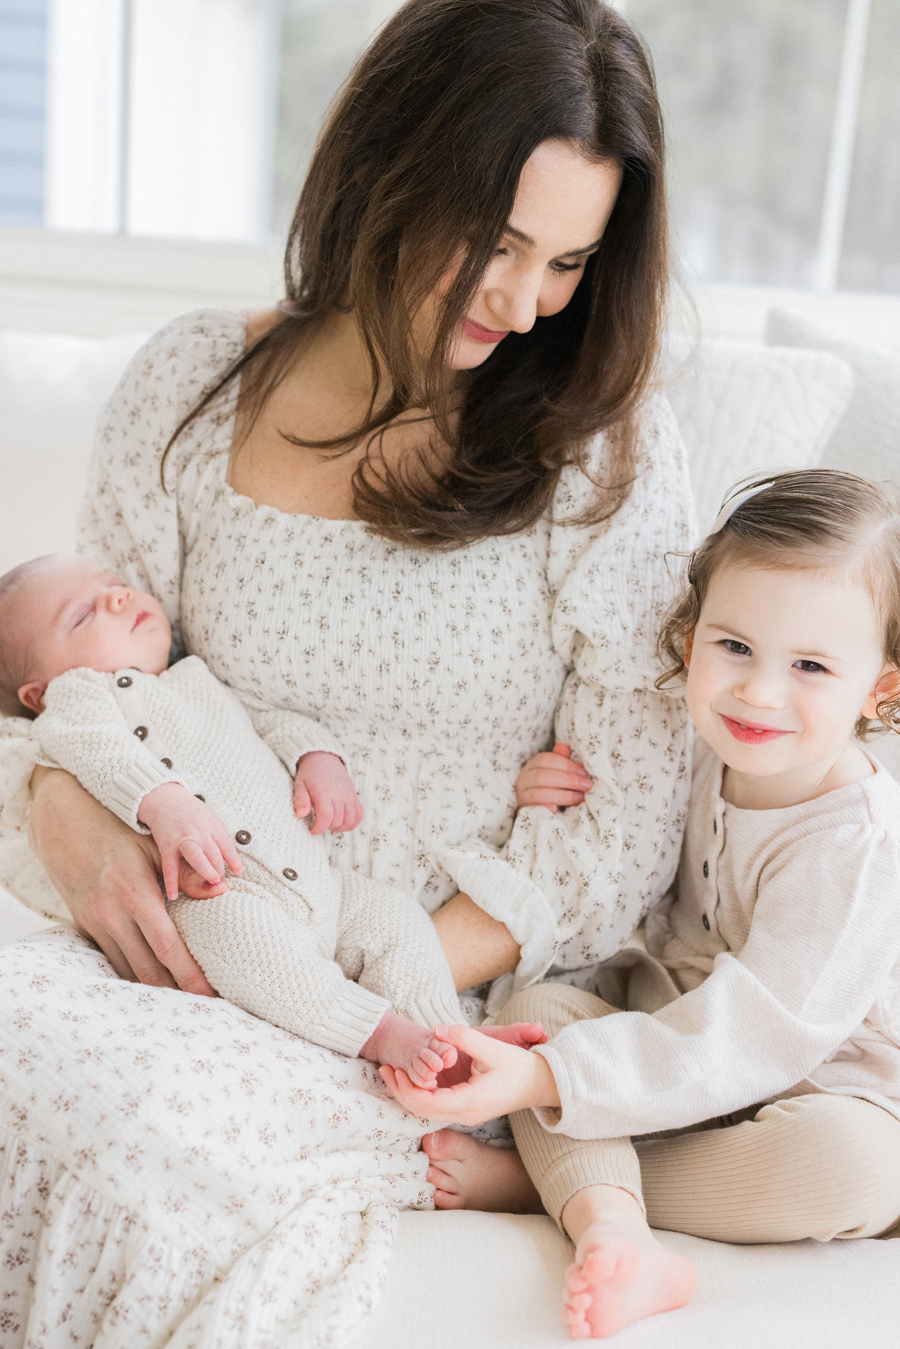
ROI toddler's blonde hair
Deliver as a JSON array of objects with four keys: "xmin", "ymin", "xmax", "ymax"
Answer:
[{"xmin": 657, "ymin": 469, "xmax": 900, "ymax": 739}]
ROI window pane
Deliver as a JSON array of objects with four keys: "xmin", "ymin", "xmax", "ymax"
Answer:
[
  {"xmin": 838, "ymin": 0, "xmax": 900, "ymax": 293},
  {"xmin": 273, "ymin": 1, "xmax": 394, "ymax": 239},
  {"xmin": 0, "ymin": 0, "xmax": 47, "ymax": 226},
  {"xmin": 626, "ymin": 0, "xmax": 846, "ymax": 287}
]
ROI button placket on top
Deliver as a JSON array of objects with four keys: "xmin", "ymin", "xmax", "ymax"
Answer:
[{"xmin": 701, "ymin": 796, "xmax": 727, "ymax": 936}]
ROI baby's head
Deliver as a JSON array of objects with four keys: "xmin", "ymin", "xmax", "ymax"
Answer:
[
  {"xmin": 659, "ymin": 470, "xmax": 900, "ymax": 777},
  {"xmin": 0, "ymin": 554, "xmax": 171, "ymax": 718}
]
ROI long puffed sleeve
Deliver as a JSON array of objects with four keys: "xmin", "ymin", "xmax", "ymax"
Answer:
[
  {"xmin": 533, "ymin": 821, "xmax": 900, "ymax": 1139},
  {"xmin": 34, "ymin": 670, "xmax": 180, "ymax": 830},
  {"xmin": 434, "ymin": 395, "xmax": 694, "ymax": 986},
  {"xmin": 77, "ymin": 310, "xmax": 248, "ymax": 656}
]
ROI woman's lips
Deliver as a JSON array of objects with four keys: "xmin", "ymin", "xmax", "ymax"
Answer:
[
  {"xmin": 720, "ymin": 714, "xmax": 791, "ymax": 744},
  {"xmin": 463, "ymin": 317, "xmax": 510, "ymax": 344}
]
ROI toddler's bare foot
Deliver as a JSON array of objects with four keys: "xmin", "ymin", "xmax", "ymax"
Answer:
[
  {"xmin": 422, "ymin": 1128, "xmax": 544, "ymax": 1212},
  {"xmin": 360, "ymin": 1011, "xmax": 457, "ymax": 1089},
  {"xmin": 562, "ymin": 1188, "xmax": 696, "ymax": 1339}
]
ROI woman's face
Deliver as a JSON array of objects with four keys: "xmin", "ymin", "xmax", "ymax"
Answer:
[{"xmin": 432, "ymin": 139, "xmax": 623, "ymax": 372}]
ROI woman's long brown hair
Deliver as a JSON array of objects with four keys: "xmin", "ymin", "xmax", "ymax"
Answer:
[{"xmin": 165, "ymin": 0, "xmax": 669, "ymax": 549}]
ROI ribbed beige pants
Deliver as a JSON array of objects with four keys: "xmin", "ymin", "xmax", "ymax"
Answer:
[{"xmin": 497, "ymin": 983, "xmax": 900, "ymax": 1244}]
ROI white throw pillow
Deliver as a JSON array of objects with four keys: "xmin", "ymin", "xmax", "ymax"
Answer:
[
  {"xmin": 765, "ymin": 308, "xmax": 900, "ymax": 487},
  {"xmin": 0, "ymin": 329, "xmax": 149, "ymax": 575},
  {"xmin": 662, "ymin": 332, "xmax": 856, "ymax": 532}
]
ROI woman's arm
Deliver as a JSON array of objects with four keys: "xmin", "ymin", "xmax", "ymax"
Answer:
[
  {"xmin": 29, "ymin": 765, "xmax": 215, "ymax": 994},
  {"xmin": 432, "ymin": 892, "xmax": 521, "ymax": 991}
]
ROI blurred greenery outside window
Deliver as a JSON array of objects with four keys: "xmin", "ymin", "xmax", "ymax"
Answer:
[{"xmin": 1, "ymin": 0, "xmax": 897, "ymax": 293}]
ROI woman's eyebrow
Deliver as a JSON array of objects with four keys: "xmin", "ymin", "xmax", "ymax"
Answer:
[{"xmin": 503, "ymin": 223, "xmax": 603, "ymax": 255}]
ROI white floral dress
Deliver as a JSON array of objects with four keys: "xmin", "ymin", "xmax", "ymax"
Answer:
[{"xmin": 0, "ymin": 310, "xmax": 694, "ymax": 1347}]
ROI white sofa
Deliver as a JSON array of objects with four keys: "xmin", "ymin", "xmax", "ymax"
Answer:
[{"xmin": 2, "ymin": 271, "xmax": 900, "ymax": 1347}]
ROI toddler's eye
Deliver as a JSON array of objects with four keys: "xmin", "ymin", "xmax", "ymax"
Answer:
[
  {"xmin": 795, "ymin": 659, "xmax": 826, "ymax": 674},
  {"xmin": 721, "ymin": 639, "xmax": 750, "ymax": 656}
]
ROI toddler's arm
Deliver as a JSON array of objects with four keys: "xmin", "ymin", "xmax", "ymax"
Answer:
[
  {"xmin": 515, "ymin": 742, "xmax": 592, "ymax": 814},
  {"xmin": 138, "ymin": 782, "xmax": 242, "ymax": 901}
]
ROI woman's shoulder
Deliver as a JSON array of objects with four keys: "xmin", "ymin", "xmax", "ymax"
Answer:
[{"xmin": 112, "ymin": 308, "xmax": 247, "ymax": 418}]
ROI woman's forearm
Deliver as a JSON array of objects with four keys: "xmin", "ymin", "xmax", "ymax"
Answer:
[
  {"xmin": 432, "ymin": 892, "xmax": 521, "ymax": 991},
  {"xmin": 28, "ymin": 766, "xmax": 215, "ymax": 994}
]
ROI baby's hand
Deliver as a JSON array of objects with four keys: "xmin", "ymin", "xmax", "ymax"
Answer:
[
  {"xmin": 514, "ymin": 742, "xmax": 592, "ymax": 813},
  {"xmin": 138, "ymin": 782, "xmax": 243, "ymax": 902},
  {"xmin": 293, "ymin": 751, "xmax": 363, "ymax": 835}
]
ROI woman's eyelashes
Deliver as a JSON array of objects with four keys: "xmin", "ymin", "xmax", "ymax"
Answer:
[{"xmin": 491, "ymin": 246, "xmax": 585, "ymax": 274}]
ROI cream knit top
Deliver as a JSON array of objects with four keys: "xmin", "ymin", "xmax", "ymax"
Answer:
[
  {"xmin": 535, "ymin": 737, "xmax": 900, "ymax": 1139},
  {"xmin": 52, "ymin": 309, "xmax": 693, "ymax": 987}
]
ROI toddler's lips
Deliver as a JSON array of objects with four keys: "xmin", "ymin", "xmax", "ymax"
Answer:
[{"xmin": 720, "ymin": 714, "xmax": 791, "ymax": 744}]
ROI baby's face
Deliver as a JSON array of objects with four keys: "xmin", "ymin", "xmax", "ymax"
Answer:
[{"xmin": 13, "ymin": 555, "xmax": 171, "ymax": 712}]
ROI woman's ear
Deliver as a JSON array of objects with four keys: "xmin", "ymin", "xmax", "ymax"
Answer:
[
  {"xmin": 683, "ymin": 630, "xmax": 694, "ymax": 669},
  {"xmin": 17, "ymin": 681, "xmax": 48, "ymax": 716},
  {"xmin": 861, "ymin": 667, "xmax": 900, "ymax": 723}
]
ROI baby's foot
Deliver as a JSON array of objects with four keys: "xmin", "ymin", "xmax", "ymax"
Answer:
[
  {"xmin": 564, "ymin": 1219, "xmax": 696, "ymax": 1339},
  {"xmin": 360, "ymin": 1011, "xmax": 457, "ymax": 1089},
  {"xmin": 422, "ymin": 1128, "xmax": 543, "ymax": 1212}
]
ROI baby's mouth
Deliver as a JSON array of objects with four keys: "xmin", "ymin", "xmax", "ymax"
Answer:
[{"xmin": 132, "ymin": 611, "xmax": 150, "ymax": 631}]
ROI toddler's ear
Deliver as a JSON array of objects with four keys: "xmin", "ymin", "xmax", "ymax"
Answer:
[
  {"xmin": 861, "ymin": 668, "xmax": 900, "ymax": 723},
  {"xmin": 683, "ymin": 630, "xmax": 694, "ymax": 668},
  {"xmin": 17, "ymin": 681, "xmax": 48, "ymax": 715}
]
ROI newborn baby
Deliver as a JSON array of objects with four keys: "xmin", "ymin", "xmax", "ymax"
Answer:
[{"xmin": 0, "ymin": 554, "xmax": 545, "ymax": 1083}]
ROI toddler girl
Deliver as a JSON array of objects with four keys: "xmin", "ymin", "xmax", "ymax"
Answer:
[
  {"xmin": 382, "ymin": 469, "xmax": 900, "ymax": 1338},
  {"xmin": 0, "ymin": 552, "xmax": 544, "ymax": 1085}
]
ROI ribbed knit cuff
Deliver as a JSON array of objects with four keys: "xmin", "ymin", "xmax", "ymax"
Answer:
[
  {"xmin": 105, "ymin": 761, "xmax": 182, "ymax": 832},
  {"xmin": 402, "ymin": 989, "xmax": 465, "ymax": 1031},
  {"xmin": 431, "ymin": 843, "xmax": 559, "ymax": 987},
  {"xmin": 309, "ymin": 981, "xmax": 393, "ymax": 1058},
  {"xmin": 272, "ymin": 725, "xmax": 348, "ymax": 776}
]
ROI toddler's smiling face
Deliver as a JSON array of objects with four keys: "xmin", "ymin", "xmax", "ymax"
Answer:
[
  {"xmin": 684, "ymin": 562, "xmax": 897, "ymax": 808},
  {"xmin": 9, "ymin": 555, "xmax": 171, "ymax": 714}
]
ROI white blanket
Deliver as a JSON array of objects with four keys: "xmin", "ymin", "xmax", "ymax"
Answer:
[{"xmin": 0, "ymin": 928, "xmax": 433, "ymax": 1349}]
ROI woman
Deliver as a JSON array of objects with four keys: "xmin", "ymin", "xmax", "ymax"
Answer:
[{"xmin": 1, "ymin": 0, "xmax": 692, "ymax": 1341}]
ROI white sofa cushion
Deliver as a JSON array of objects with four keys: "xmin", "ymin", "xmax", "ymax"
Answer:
[
  {"xmin": 765, "ymin": 308, "xmax": 900, "ymax": 487},
  {"xmin": 663, "ymin": 332, "xmax": 855, "ymax": 532},
  {"xmin": 0, "ymin": 328, "xmax": 148, "ymax": 575}
]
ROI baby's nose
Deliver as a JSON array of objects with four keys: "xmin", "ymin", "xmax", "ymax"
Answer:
[{"xmin": 107, "ymin": 586, "xmax": 131, "ymax": 611}]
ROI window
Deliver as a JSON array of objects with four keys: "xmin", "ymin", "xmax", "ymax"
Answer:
[{"xmin": 1, "ymin": 0, "xmax": 897, "ymax": 293}]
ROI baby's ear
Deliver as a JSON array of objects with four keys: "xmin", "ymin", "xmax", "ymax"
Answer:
[{"xmin": 17, "ymin": 681, "xmax": 48, "ymax": 715}]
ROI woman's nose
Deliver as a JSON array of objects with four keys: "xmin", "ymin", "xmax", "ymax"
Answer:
[{"xmin": 484, "ymin": 270, "xmax": 543, "ymax": 334}]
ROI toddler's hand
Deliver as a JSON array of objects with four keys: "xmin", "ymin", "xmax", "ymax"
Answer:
[
  {"xmin": 293, "ymin": 751, "xmax": 363, "ymax": 835},
  {"xmin": 514, "ymin": 742, "xmax": 592, "ymax": 813},
  {"xmin": 138, "ymin": 782, "xmax": 243, "ymax": 902}
]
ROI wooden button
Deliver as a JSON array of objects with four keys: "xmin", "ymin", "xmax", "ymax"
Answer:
[
  {"xmin": 117, "ymin": 675, "xmax": 132, "ymax": 688},
  {"xmin": 161, "ymin": 758, "xmax": 173, "ymax": 768},
  {"xmin": 235, "ymin": 830, "xmax": 251, "ymax": 845},
  {"xmin": 133, "ymin": 726, "xmax": 148, "ymax": 740},
  {"xmin": 195, "ymin": 794, "xmax": 205, "ymax": 803},
  {"xmin": 702, "ymin": 913, "xmax": 711, "ymax": 931},
  {"xmin": 282, "ymin": 868, "xmax": 298, "ymax": 881},
  {"xmin": 702, "ymin": 860, "xmax": 709, "ymax": 878}
]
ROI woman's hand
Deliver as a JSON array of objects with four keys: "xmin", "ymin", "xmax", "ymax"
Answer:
[
  {"xmin": 293, "ymin": 751, "xmax": 363, "ymax": 834},
  {"xmin": 28, "ymin": 766, "xmax": 216, "ymax": 994},
  {"xmin": 379, "ymin": 1022, "xmax": 560, "ymax": 1125},
  {"xmin": 514, "ymin": 742, "xmax": 592, "ymax": 813}
]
